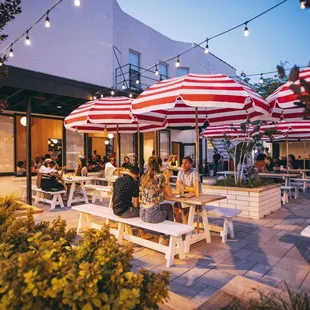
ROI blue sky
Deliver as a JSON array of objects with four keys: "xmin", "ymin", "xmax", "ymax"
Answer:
[{"xmin": 118, "ymin": 0, "xmax": 310, "ymax": 82}]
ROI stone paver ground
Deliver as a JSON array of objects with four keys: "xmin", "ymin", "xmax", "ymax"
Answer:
[{"xmin": 35, "ymin": 189, "xmax": 310, "ymax": 306}]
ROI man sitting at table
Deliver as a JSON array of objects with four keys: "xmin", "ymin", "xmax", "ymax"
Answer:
[
  {"xmin": 174, "ymin": 156, "xmax": 199, "ymax": 223},
  {"xmin": 122, "ymin": 156, "xmax": 132, "ymax": 169},
  {"xmin": 104, "ymin": 156, "xmax": 116, "ymax": 180},
  {"xmin": 112, "ymin": 166, "xmax": 153, "ymax": 239}
]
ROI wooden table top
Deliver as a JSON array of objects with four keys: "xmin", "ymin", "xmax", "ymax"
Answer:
[{"xmin": 165, "ymin": 193, "xmax": 226, "ymax": 205}]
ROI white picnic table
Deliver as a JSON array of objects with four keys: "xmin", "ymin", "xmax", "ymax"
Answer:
[
  {"xmin": 164, "ymin": 193, "xmax": 226, "ymax": 253},
  {"xmin": 62, "ymin": 176, "xmax": 90, "ymax": 207},
  {"xmin": 280, "ymin": 169, "xmax": 310, "ymax": 192},
  {"xmin": 258, "ymin": 172, "xmax": 300, "ymax": 186}
]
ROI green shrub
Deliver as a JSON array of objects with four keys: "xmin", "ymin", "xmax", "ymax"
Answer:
[{"xmin": 0, "ymin": 197, "xmax": 170, "ymax": 309}]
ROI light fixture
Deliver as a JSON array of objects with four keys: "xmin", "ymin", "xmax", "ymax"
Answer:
[
  {"xmin": 155, "ymin": 64, "xmax": 159, "ymax": 75},
  {"xmin": 45, "ymin": 11, "xmax": 51, "ymax": 28},
  {"xmin": 108, "ymin": 133, "xmax": 114, "ymax": 139},
  {"xmin": 20, "ymin": 116, "xmax": 27, "ymax": 127},
  {"xmin": 129, "ymin": 93, "xmax": 133, "ymax": 98},
  {"xmin": 300, "ymin": 0, "xmax": 306, "ymax": 9},
  {"xmin": 111, "ymin": 90, "xmax": 115, "ymax": 96},
  {"xmin": 260, "ymin": 74, "xmax": 264, "ymax": 84},
  {"xmin": 100, "ymin": 94, "xmax": 103, "ymax": 98},
  {"xmin": 93, "ymin": 96, "xmax": 97, "ymax": 100},
  {"xmin": 244, "ymin": 22, "xmax": 249, "ymax": 36},
  {"xmin": 136, "ymin": 79, "xmax": 140, "ymax": 84},
  {"xmin": 122, "ymin": 81, "xmax": 126, "ymax": 89},
  {"xmin": 9, "ymin": 45, "xmax": 13, "ymax": 57},
  {"xmin": 74, "ymin": 0, "xmax": 81, "ymax": 7},
  {"xmin": 176, "ymin": 56, "xmax": 180, "ymax": 67},
  {"xmin": 25, "ymin": 31, "xmax": 31, "ymax": 45},
  {"xmin": 57, "ymin": 105, "xmax": 62, "ymax": 109},
  {"xmin": 204, "ymin": 39, "xmax": 209, "ymax": 54},
  {"xmin": 0, "ymin": 62, "xmax": 2, "ymax": 67},
  {"xmin": 105, "ymin": 140, "xmax": 109, "ymax": 145}
]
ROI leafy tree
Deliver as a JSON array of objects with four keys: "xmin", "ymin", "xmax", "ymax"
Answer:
[
  {"xmin": 0, "ymin": 0, "xmax": 22, "ymax": 75},
  {"xmin": 252, "ymin": 77, "xmax": 286, "ymax": 99}
]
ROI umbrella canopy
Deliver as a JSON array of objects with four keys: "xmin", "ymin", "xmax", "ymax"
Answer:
[
  {"xmin": 132, "ymin": 73, "xmax": 271, "ymax": 126},
  {"xmin": 267, "ymin": 67, "xmax": 310, "ymax": 121},
  {"xmin": 200, "ymin": 124, "xmax": 253, "ymax": 139},
  {"xmin": 261, "ymin": 121, "xmax": 310, "ymax": 139}
]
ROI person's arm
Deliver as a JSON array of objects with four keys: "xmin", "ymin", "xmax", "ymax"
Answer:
[{"xmin": 132, "ymin": 197, "xmax": 139, "ymax": 208}]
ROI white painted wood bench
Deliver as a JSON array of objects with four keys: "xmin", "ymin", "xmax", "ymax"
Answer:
[
  {"xmin": 21, "ymin": 185, "xmax": 66, "ymax": 210},
  {"xmin": 72, "ymin": 204, "xmax": 194, "ymax": 267},
  {"xmin": 301, "ymin": 226, "xmax": 310, "ymax": 238},
  {"xmin": 206, "ymin": 206, "xmax": 242, "ymax": 243},
  {"xmin": 290, "ymin": 178, "xmax": 310, "ymax": 193},
  {"xmin": 84, "ymin": 184, "xmax": 113, "ymax": 205}
]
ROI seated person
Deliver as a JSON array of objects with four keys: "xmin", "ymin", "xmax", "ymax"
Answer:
[
  {"xmin": 139, "ymin": 156, "xmax": 173, "ymax": 245},
  {"xmin": 75, "ymin": 157, "xmax": 88, "ymax": 176},
  {"xmin": 264, "ymin": 156, "xmax": 275, "ymax": 172},
  {"xmin": 174, "ymin": 156, "xmax": 199, "ymax": 223},
  {"xmin": 41, "ymin": 161, "xmax": 65, "ymax": 191},
  {"xmin": 287, "ymin": 154, "xmax": 298, "ymax": 169},
  {"xmin": 162, "ymin": 158, "xmax": 169, "ymax": 171},
  {"xmin": 122, "ymin": 156, "xmax": 132, "ymax": 169},
  {"xmin": 16, "ymin": 161, "xmax": 26, "ymax": 176},
  {"xmin": 87, "ymin": 159, "xmax": 100, "ymax": 172},
  {"xmin": 103, "ymin": 156, "xmax": 116, "ymax": 180},
  {"xmin": 110, "ymin": 156, "xmax": 116, "ymax": 167},
  {"xmin": 112, "ymin": 166, "xmax": 152, "ymax": 239},
  {"xmin": 94, "ymin": 155, "xmax": 105, "ymax": 170},
  {"xmin": 272, "ymin": 158, "xmax": 280, "ymax": 171},
  {"xmin": 168, "ymin": 155, "xmax": 178, "ymax": 168}
]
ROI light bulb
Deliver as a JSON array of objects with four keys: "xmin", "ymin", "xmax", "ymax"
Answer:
[
  {"xmin": 20, "ymin": 116, "xmax": 27, "ymax": 127},
  {"xmin": 100, "ymin": 94, "xmax": 103, "ymax": 98},
  {"xmin": 9, "ymin": 45, "xmax": 13, "ymax": 57},
  {"xmin": 260, "ymin": 75, "xmax": 264, "ymax": 84},
  {"xmin": 111, "ymin": 90, "xmax": 115, "ymax": 95},
  {"xmin": 129, "ymin": 93, "xmax": 132, "ymax": 98},
  {"xmin": 108, "ymin": 133, "xmax": 114, "ymax": 139},
  {"xmin": 136, "ymin": 79, "xmax": 139, "ymax": 84},
  {"xmin": 25, "ymin": 32, "xmax": 31, "ymax": 45},
  {"xmin": 244, "ymin": 23, "xmax": 249, "ymax": 37},
  {"xmin": 176, "ymin": 56, "xmax": 180, "ymax": 67},
  {"xmin": 105, "ymin": 140, "xmax": 109, "ymax": 145},
  {"xmin": 74, "ymin": 0, "xmax": 81, "ymax": 7},
  {"xmin": 45, "ymin": 16, "xmax": 50, "ymax": 28},
  {"xmin": 122, "ymin": 82, "xmax": 126, "ymax": 89},
  {"xmin": 93, "ymin": 96, "xmax": 97, "ymax": 100},
  {"xmin": 300, "ymin": 0, "xmax": 306, "ymax": 9},
  {"xmin": 155, "ymin": 65, "xmax": 159, "ymax": 75},
  {"xmin": 0, "ymin": 62, "xmax": 2, "ymax": 67},
  {"xmin": 205, "ymin": 40, "xmax": 209, "ymax": 54}
]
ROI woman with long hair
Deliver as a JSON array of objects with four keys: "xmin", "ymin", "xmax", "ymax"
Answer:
[
  {"xmin": 75, "ymin": 157, "xmax": 88, "ymax": 176},
  {"xmin": 140, "ymin": 156, "xmax": 173, "ymax": 245}
]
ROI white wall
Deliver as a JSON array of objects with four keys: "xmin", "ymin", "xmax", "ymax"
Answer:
[{"xmin": 4, "ymin": 0, "xmax": 236, "ymax": 88}]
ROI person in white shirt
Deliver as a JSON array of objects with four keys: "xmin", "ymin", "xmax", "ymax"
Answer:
[
  {"xmin": 162, "ymin": 158, "xmax": 169, "ymax": 171},
  {"xmin": 40, "ymin": 161, "xmax": 65, "ymax": 191},
  {"xmin": 104, "ymin": 156, "xmax": 116, "ymax": 180}
]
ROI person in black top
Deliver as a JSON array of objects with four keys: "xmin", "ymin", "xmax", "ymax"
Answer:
[
  {"xmin": 213, "ymin": 149, "xmax": 221, "ymax": 173},
  {"xmin": 122, "ymin": 156, "xmax": 132, "ymax": 169},
  {"xmin": 112, "ymin": 166, "xmax": 153, "ymax": 239},
  {"xmin": 264, "ymin": 156, "xmax": 275, "ymax": 172}
]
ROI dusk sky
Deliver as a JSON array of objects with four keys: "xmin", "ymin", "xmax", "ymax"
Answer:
[{"xmin": 2, "ymin": 0, "xmax": 310, "ymax": 84}]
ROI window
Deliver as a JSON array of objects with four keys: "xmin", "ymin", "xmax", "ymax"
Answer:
[
  {"xmin": 120, "ymin": 133, "xmax": 136, "ymax": 166},
  {"xmin": 129, "ymin": 50, "xmax": 141, "ymax": 88},
  {"xmin": 66, "ymin": 129, "xmax": 84, "ymax": 169},
  {"xmin": 159, "ymin": 63, "xmax": 168, "ymax": 80},
  {"xmin": 176, "ymin": 67, "xmax": 189, "ymax": 77},
  {"xmin": 0, "ymin": 115, "xmax": 14, "ymax": 173},
  {"xmin": 159, "ymin": 130, "xmax": 170, "ymax": 160}
]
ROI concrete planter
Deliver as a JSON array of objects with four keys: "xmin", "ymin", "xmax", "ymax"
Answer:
[{"xmin": 202, "ymin": 184, "xmax": 281, "ymax": 219}]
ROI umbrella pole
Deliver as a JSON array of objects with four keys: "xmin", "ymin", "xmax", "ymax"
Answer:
[
  {"xmin": 286, "ymin": 134, "xmax": 289, "ymax": 172},
  {"xmin": 117, "ymin": 124, "xmax": 120, "ymax": 177},
  {"xmin": 137, "ymin": 125, "xmax": 140, "ymax": 168},
  {"xmin": 195, "ymin": 108, "xmax": 200, "ymax": 233},
  {"xmin": 304, "ymin": 138, "xmax": 306, "ymax": 169}
]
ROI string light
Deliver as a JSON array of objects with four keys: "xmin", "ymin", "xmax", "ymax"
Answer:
[
  {"xmin": 45, "ymin": 11, "xmax": 51, "ymax": 28},
  {"xmin": 100, "ymin": 94, "xmax": 103, "ymax": 98},
  {"xmin": 93, "ymin": 96, "xmax": 97, "ymax": 100},
  {"xmin": 129, "ymin": 93, "xmax": 133, "ymax": 98},
  {"xmin": 204, "ymin": 39, "xmax": 209, "ymax": 54},
  {"xmin": 260, "ymin": 74, "xmax": 264, "ymax": 83},
  {"xmin": 9, "ymin": 45, "xmax": 13, "ymax": 57},
  {"xmin": 25, "ymin": 31, "xmax": 31, "ymax": 45},
  {"xmin": 104, "ymin": 140, "xmax": 109, "ymax": 145},
  {"xmin": 244, "ymin": 22, "xmax": 249, "ymax": 36},
  {"xmin": 108, "ymin": 133, "xmax": 114, "ymax": 139},
  {"xmin": 155, "ymin": 64, "xmax": 159, "ymax": 76},
  {"xmin": 136, "ymin": 79, "xmax": 140, "ymax": 84},
  {"xmin": 300, "ymin": 0, "xmax": 306, "ymax": 9},
  {"xmin": 0, "ymin": 62, "xmax": 2, "ymax": 67},
  {"xmin": 122, "ymin": 81, "xmax": 126, "ymax": 89},
  {"xmin": 74, "ymin": 0, "xmax": 81, "ymax": 7},
  {"xmin": 176, "ymin": 56, "xmax": 180, "ymax": 67},
  {"xmin": 111, "ymin": 90, "xmax": 115, "ymax": 96}
]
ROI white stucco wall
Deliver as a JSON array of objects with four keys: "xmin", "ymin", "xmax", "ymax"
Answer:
[{"xmin": 4, "ymin": 0, "xmax": 236, "ymax": 88}]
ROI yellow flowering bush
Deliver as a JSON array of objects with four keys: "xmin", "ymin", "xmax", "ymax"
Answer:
[{"xmin": 0, "ymin": 197, "xmax": 169, "ymax": 309}]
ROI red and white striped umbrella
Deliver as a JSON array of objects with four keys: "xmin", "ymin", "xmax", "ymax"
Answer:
[
  {"xmin": 200, "ymin": 124, "xmax": 251, "ymax": 139},
  {"xmin": 64, "ymin": 96, "xmax": 166, "ymax": 133},
  {"xmin": 267, "ymin": 67, "xmax": 310, "ymax": 121},
  {"xmin": 132, "ymin": 73, "xmax": 271, "ymax": 126}
]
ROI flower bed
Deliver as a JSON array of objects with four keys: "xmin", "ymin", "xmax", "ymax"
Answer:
[{"xmin": 202, "ymin": 184, "xmax": 281, "ymax": 219}]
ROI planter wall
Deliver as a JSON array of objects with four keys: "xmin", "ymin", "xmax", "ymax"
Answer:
[{"xmin": 202, "ymin": 184, "xmax": 281, "ymax": 219}]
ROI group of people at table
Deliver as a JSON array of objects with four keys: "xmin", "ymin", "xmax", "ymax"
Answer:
[{"xmin": 32, "ymin": 152, "xmax": 196, "ymax": 245}]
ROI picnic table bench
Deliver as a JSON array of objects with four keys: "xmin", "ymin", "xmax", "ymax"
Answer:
[{"xmin": 72, "ymin": 204, "xmax": 194, "ymax": 267}]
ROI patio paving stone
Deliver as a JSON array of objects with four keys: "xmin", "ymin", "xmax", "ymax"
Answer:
[
  {"xmin": 190, "ymin": 285, "xmax": 219, "ymax": 305},
  {"xmin": 169, "ymin": 281, "xmax": 208, "ymax": 299},
  {"xmin": 232, "ymin": 248, "xmax": 254, "ymax": 259},
  {"xmin": 174, "ymin": 266, "xmax": 211, "ymax": 286},
  {"xmin": 196, "ymin": 269, "xmax": 236, "ymax": 288}
]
